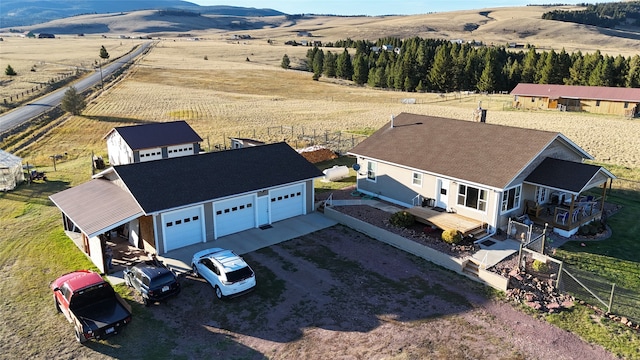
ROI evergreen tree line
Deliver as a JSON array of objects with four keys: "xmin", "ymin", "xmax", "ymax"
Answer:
[
  {"xmin": 542, "ymin": 1, "xmax": 640, "ymax": 28},
  {"xmin": 296, "ymin": 37, "xmax": 640, "ymax": 92}
]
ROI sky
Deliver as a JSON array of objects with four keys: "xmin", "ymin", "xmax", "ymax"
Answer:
[{"xmin": 191, "ymin": 0, "xmax": 622, "ymax": 16}]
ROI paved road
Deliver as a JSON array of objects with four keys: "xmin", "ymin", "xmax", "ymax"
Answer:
[{"xmin": 0, "ymin": 41, "xmax": 152, "ymax": 135}]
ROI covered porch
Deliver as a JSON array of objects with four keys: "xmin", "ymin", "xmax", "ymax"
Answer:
[{"xmin": 522, "ymin": 158, "xmax": 616, "ymax": 237}]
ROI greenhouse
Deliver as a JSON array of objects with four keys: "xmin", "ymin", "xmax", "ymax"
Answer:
[{"xmin": 0, "ymin": 149, "xmax": 24, "ymax": 191}]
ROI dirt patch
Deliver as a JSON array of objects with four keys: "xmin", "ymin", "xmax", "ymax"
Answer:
[
  {"xmin": 298, "ymin": 146, "xmax": 338, "ymax": 163},
  {"xmin": 141, "ymin": 226, "xmax": 615, "ymax": 360}
]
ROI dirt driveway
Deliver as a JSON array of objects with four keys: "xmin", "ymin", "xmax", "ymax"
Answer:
[{"xmin": 139, "ymin": 225, "xmax": 614, "ymax": 360}]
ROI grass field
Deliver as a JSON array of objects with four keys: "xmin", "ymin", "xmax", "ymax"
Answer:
[{"xmin": 1, "ymin": 24, "xmax": 640, "ymax": 359}]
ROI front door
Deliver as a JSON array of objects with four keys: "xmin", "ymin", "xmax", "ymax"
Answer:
[{"xmin": 436, "ymin": 178, "xmax": 449, "ymax": 210}]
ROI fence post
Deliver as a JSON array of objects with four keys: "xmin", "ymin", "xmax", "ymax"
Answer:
[
  {"xmin": 556, "ymin": 261, "xmax": 563, "ymax": 289},
  {"xmin": 608, "ymin": 283, "xmax": 616, "ymax": 313}
]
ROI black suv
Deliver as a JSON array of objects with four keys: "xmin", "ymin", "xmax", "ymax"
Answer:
[{"xmin": 123, "ymin": 260, "xmax": 180, "ymax": 306}]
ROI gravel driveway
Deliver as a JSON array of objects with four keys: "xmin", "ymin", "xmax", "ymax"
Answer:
[{"xmin": 145, "ymin": 225, "xmax": 615, "ymax": 360}]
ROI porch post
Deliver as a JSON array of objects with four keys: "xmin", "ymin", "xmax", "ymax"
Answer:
[{"xmin": 600, "ymin": 181, "xmax": 608, "ymax": 213}]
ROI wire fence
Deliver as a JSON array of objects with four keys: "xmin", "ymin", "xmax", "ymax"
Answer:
[
  {"xmin": 205, "ymin": 126, "xmax": 368, "ymax": 155},
  {"xmin": 518, "ymin": 230, "xmax": 640, "ymax": 325},
  {"xmin": 559, "ymin": 265, "xmax": 639, "ymax": 324}
]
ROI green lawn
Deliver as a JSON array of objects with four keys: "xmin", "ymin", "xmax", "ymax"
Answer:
[{"xmin": 550, "ymin": 186, "xmax": 640, "ymax": 360}]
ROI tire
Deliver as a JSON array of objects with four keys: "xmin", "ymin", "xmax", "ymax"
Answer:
[
  {"xmin": 215, "ymin": 286, "xmax": 224, "ymax": 300},
  {"xmin": 75, "ymin": 328, "xmax": 87, "ymax": 343},
  {"xmin": 191, "ymin": 264, "xmax": 198, "ymax": 277},
  {"xmin": 143, "ymin": 296, "xmax": 150, "ymax": 307},
  {"xmin": 54, "ymin": 297, "xmax": 61, "ymax": 313}
]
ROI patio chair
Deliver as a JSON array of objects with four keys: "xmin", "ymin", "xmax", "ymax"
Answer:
[
  {"xmin": 555, "ymin": 211, "xmax": 568, "ymax": 225},
  {"xmin": 572, "ymin": 208, "xmax": 581, "ymax": 223}
]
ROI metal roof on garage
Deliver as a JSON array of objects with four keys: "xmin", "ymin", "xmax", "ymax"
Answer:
[
  {"xmin": 49, "ymin": 178, "xmax": 143, "ymax": 238},
  {"xmin": 104, "ymin": 120, "xmax": 203, "ymax": 150}
]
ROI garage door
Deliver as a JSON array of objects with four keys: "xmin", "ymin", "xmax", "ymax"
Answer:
[
  {"xmin": 270, "ymin": 184, "xmax": 305, "ymax": 223},
  {"xmin": 162, "ymin": 206, "xmax": 204, "ymax": 252},
  {"xmin": 214, "ymin": 195, "xmax": 256, "ymax": 238}
]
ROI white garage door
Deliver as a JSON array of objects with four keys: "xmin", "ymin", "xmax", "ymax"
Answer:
[
  {"xmin": 139, "ymin": 147, "xmax": 163, "ymax": 162},
  {"xmin": 214, "ymin": 195, "xmax": 256, "ymax": 238},
  {"xmin": 163, "ymin": 206, "xmax": 204, "ymax": 252},
  {"xmin": 270, "ymin": 184, "xmax": 305, "ymax": 223},
  {"xmin": 167, "ymin": 144, "xmax": 194, "ymax": 159}
]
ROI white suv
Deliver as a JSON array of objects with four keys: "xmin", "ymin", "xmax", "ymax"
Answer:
[{"xmin": 191, "ymin": 248, "xmax": 256, "ymax": 299}]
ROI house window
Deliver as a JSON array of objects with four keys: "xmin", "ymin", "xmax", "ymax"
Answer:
[
  {"xmin": 412, "ymin": 172, "xmax": 422, "ymax": 187},
  {"xmin": 501, "ymin": 185, "xmax": 521, "ymax": 213},
  {"xmin": 624, "ymin": 102, "xmax": 629, "ymax": 109},
  {"xmin": 596, "ymin": 100, "xmax": 601, "ymax": 107},
  {"xmin": 367, "ymin": 161, "xmax": 377, "ymax": 181},
  {"xmin": 457, "ymin": 184, "xmax": 487, "ymax": 211}
]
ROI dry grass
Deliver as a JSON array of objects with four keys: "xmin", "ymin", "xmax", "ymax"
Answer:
[
  {"xmin": 3, "ymin": 7, "xmax": 640, "ymax": 174},
  {"xmin": 0, "ymin": 36, "xmax": 145, "ymax": 100},
  {"xmin": 6, "ymin": 36, "xmax": 640, "ymax": 173}
]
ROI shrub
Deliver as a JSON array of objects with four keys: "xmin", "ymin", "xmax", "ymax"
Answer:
[
  {"xmin": 389, "ymin": 211, "xmax": 415, "ymax": 228},
  {"xmin": 531, "ymin": 259, "xmax": 549, "ymax": 273},
  {"xmin": 5, "ymin": 64, "xmax": 16, "ymax": 76},
  {"xmin": 441, "ymin": 229, "xmax": 463, "ymax": 244}
]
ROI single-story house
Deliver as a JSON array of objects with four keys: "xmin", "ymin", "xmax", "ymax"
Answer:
[
  {"xmin": 510, "ymin": 83, "xmax": 640, "ymax": 117},
  {"xmin": 50, "ymin": 142, "xmax": 323, "ymax": 273},
  {"xmin": 104, "ymin": 121, "xmax": 203, "ymax": 166},
  {"xmin": 347, "ymin": 112, "xmax": 615, "ymax": 239},
  {"xmin": 0, "ymin": 149, "xmax": 25, "ymax": 191}
]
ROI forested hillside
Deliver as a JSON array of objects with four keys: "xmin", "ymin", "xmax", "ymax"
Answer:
[
  {"xmin": 542, "ymin": 1, "xmax": 640, "ymax": 28},
  {"xmin": 298, "ymin": 37, "xmax": 640, "ymax": 92}
]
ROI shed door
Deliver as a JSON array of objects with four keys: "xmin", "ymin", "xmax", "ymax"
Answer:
[
  {"xmin": 162, "ymin": 206, "xmax": 204, "ymax": 252},
  {"xmin": 214, "ymin": 195, "xmax": 256, "ymax": 238},
  {"xmin": 270, "ymin": 184, "xmax": 305, "ymax": 223}
]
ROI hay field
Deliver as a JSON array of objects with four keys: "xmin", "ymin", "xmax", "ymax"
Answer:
[
  {"xmin": 0, "ymin": 36, "xmax": 145, "ymax": 100},
  {"xmin": 11, "ymin": 36, "xmax": 637, "ymax": 174}
]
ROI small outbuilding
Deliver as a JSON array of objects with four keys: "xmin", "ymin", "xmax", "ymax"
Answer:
[{"xmin": 0, "ymin": 149, "xmax": 25, "ymax": 191}]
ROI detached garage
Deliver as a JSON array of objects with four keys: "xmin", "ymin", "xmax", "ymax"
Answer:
[{"xmin": 50, "ymin": 142, "xmax": 324, "ymax": 269}]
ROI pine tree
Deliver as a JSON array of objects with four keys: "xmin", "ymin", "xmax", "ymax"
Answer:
[
  {"xmin": 428, "ymin": 44, "xmax": 453, "ymax": 92},
  {"xmin": 521, "ymin": 48, "xmax": 538, "ymax": 83},
  {"xmin": 336, "ymin": 49, "xmax": 353, "ymax": 80},
  {"xmin": 313, "ymin": 49, "xmax": 324, "ymax": 78},
  {"xmin": 99, "ymin": 45, "xmax": 110, "ymax": 61},
  {"xmin": 323, "ymin": 51, "xmax": 337, "ymax": 78},
  {"xmin": 477, "ymin": 50, "xmax": 498, "ymax": 93},
  {"xmin": 626, "ymin": 55, "xmax": 640, "ymax": 87},
  {"xmin": 5, "ymin": 64, "xmax": 17, "ymax": 76},
  {"xmin": 352, "ymin": 53, "xmax": 368, "ymax": 85},
  {"xmin": 61, "ymin": 86, "xmax": 86, "ymax": 115},
  {"xmin": 281, "ymin": 54, "xmax": 290, "ymax": 69}
]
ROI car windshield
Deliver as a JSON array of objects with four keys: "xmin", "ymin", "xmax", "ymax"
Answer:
[
  {"xmin": 226, "ymin": 266, "xmax": 253, "ymax": 283},
  {"xmin": 149, "ymin": 272, "xmax": 176, "ymax": 287}
]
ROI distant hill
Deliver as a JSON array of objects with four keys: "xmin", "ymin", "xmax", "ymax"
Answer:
[{"xmin": 0, "ymin": 0, "xmax": 284, "ymax": 28}]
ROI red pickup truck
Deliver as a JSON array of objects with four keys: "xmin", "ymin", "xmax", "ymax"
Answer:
[{"xmin": 51, "ymin": 270, "xmax": 132, "ymax": 343}]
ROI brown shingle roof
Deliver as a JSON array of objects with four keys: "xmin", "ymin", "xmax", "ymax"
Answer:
[
  {"xmin": 511, "ymin": 83, "xmax": 640, "ymax": 102},
  {"xmin": 348, "ymin": 113, "xmax": 560, "ymax": 189}
]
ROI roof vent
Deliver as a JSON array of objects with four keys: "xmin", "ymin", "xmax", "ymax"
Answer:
[{"xmin": 390, "ymin": 114, "xmax": 395, "ymax": 128}]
